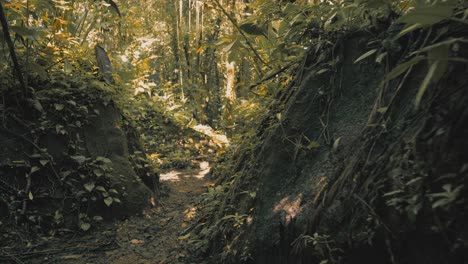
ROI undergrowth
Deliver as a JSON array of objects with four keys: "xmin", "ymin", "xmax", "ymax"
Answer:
[{"xmin": 186, "ymin": 1, "xmax": 468, "ymax": 263}]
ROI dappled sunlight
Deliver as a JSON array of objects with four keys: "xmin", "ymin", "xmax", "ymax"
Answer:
[
  {"xmin": 184, "ymin": 207, "xmax": 198, "ymax": 222},
  {"xmin": 160, "ymin": 161, "xmax": 211, "ymax": 182},
  {"xmin": 195, "ymin": 161, "xmax": 211, "ymax": 179},
  {"xmin": 273, "ymin": 194, "xmax": 304, "ymax": 225},
  {"xmin": 192, "ymin": 124, "xmax": 229, "ymax": 147},
  {"xmin": 149, "ymin": 153, "xmax": 163, "ymax": 164},
  {"xmin": 160, "ymin": 170, "xmax": 183, "ymax": 181},
  {"xmin": 2, "ymin": 0, "xmax": 461, "ymax": 262}
]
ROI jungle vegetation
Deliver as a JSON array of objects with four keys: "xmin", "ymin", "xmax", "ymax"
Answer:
[{"xmin": 0, "ymin": 0, "xmax": 467, "ymax": 263}]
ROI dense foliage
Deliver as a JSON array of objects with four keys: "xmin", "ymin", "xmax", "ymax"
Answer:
[{"xmin": 1, "ymin": 0, "xmax": 467, "ymax": 263}]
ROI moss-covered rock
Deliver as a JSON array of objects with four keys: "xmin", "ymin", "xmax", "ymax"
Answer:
[
  {"xmin": 84, "ymin": 105, "xmax": 152, "ymax": 218},
  {"xmin": 0, "ymin": 80, "xmax": 156, "ymax": 235}
]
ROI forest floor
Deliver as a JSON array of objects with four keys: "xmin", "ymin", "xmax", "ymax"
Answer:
[{"xmin": 4, "ymin": 161, "xmax": 213, "ymax": 264}]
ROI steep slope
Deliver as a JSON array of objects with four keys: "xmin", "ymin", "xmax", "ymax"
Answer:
[
  {"xmin": 191, "ymin": 21, "xmax": 468, "ymax": 264},
  {"xmin": 0, "ymin": 78, "xmax": 157, "ymax": 248}
]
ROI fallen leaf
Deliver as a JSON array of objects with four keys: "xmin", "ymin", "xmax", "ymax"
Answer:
[
  {"xmin": 130, "ymin": 239, "xmax": 145, "ymax": 244},
  {"xmin": 178, "ymin": 233, "xmax": 191, "ymax": 240},
  {"xmin": 62, "ymin": 255, "xmax": 82, "ymax": 260}
]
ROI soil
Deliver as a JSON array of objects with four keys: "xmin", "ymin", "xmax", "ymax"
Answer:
[{"xmin": 1, "ymin": 162, "xmax": 212, "ymax": 264}]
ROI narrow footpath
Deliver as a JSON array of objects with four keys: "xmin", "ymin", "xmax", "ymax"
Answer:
[
  {"xmin": 105, "ymin": 161, "xmax": 212, "ymax": 264},
  {"xmin": 23, "ymin": 161, "xmax": 213, "ymax": 264}
]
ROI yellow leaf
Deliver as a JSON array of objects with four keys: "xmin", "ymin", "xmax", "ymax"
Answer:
[
  {"xmin": 178, "ymin": 233, "xmax": 191, "ymax": 240},
  {"xmin": 53, "ymin": 19, "xmax": 62, "ymax": 31},
  {"xmin": 130, "ymin": 239, "xmax": 145, "ymax": 244},
  {"xmin": 196, "ymin": 45, "xmax": 206, "ymax": 54},
  {"xmin": 377, "ymin": 107, "xmax": 388, "ymax": 113},
  {"xmin": 54, "ymin": 33, "xmax": 66, "ymax": 39},
  {"xmin": 307, "ymin": 141, "xmax": 320, "ymax": 150}
]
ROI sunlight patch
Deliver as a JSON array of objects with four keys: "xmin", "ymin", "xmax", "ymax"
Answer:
[
  {"xmin": 160, "ymin": 170, "xmax": 182, "ymax": 181},
  {"xmin": 195, "ymin": 161, "xmax": 211, "ymax": 179},
  {"xmin": 273, "ymin": 194, "xmax": 304, "ymax": 225},
  {"xmin": 184, "ymin": 207, "xmax": 197, "ymax": 221},
  {"xmin": 192, "ymin": 124, "xmax": 229, "ymax": 147}
]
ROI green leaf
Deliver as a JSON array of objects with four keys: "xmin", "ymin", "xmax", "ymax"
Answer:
[
  {"xmin": 30, "ymin": 98, "xmax": 44, "ymax": 113},
  {"xmin": 71, "ymin": 155, "xmax": 86, "ymax": 165},
  {"xmin": 410, "ymin": 38, "xmax": 467, "ymax": 56},
  {"xmin": 104, "ymin": 197, "xmax": 113, "ymax": 207},
  {"xmin": 64, "ymin": 60, "xmax": 72, "ymax": 74},
  {"xmin": 30, "ymin": 166, "xmax": 40, "ymax": 174},
  {"xmin": 39, "ymin": 159, "xmax": 49, "ymax": 166},
  {"xmin": 377, "ymin": 107, "xmax": 388, "ymax": 114},
  {"xmin": 383, "ymin": 190, "xmax": 403, "ymax": 197},
  {"xmin": 61, "ymin": 170, "xmax": 72, "ymax": 178},
  {"xmin": 354, "ymin": 48, "xmax": 378, "ymax": 64},
  {"xmin": 178, "ymin": 233, "xmax": 191, "ymax": 240},
  {"xmin": 307, "ymin": 141, "xmax": 320, "ymax": 150},
  {"xmin": 54, "ymin": 104, "xmax": 64, "ymax": 111},
  {"xmin": 93, "ymin": 168, "xmax": 104, "ymax": 177},
  {"xmin": 80, "ymin": 222, "xmax": 91, "ymax": 231},
  {"xmin": 316, "ymin": 68, "xmax": 329, "ymax": 75},
  {"xmin": 228, "ymin": 48, "xmax": 240, "ymax": 62},
  {"xmin": 96, "ymin": 156, "xmax": 112, "ymax": 163},
  {"xmin": 105, "ymin": 0, "xmax": 121, "ymax": 16},
  {"xmin": 432, "ymin": 199, "xmax": 449, "ymax": 209},
  {"xmin": 93, "ymin": 216, "xmax": 104, "ymax": 221},
  {"xmin": 375, "ymin": 52, "xmax": 387, "ymax": 64},
  {"xmin": 427, "ymin": 45, "xmax": 449, "ymax": 82},
  {"xmin": 384, "ymin": 56, "xmax": 425, "ymax": 82},
  {"xmin": 398, "ymin": 2, "xmax": 455, "ymax": 26},
  {"xmin": 84, "ymin": 182, "xmax": 96, "ymax": 192},
  {"xmin": 223, "ymin": 39, "xmax": 238, "ymax": 53},
  {"xmin": 10, "ymin": 26, "xmax": 44, "ymax": 41},
  {"xmin": 96, "ymin": 186, "xmax": 106, "ymax": 192},
  {"xmin": 54, "ymin": 210, "xmax": 63, "ymax": 223},
  {"xmin": 240, "ymin": 23, "xmax": 266, "ymax": 36},
  {"xmin": 29, "ymin": 192, "xmax": 34, "ymax": 200},
  {"xmin": 415, "ymin": 60, "xmax": 440, "ymax": 110},
  {"xmin": 394, "ymin": 24, "xmax": 423, "ymax": 40}
]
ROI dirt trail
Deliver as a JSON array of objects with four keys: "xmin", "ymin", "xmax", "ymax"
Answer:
[
  {"xmin": 20, "ymin": 162, "xmax": 213, "ymax": 264},
  {"xmin": 104, "ymin": 161, "xmax": 212, "ymax": 264}
]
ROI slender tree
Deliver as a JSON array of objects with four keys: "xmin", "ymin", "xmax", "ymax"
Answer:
[{"xmin": 0, "ymin": 2, "xmax": 27, "ymax": 97}]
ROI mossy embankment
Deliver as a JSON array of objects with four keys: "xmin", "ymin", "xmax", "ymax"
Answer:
[{"xmin": 189, "ymin": 21, "xmax": 468, "ymax": 264}]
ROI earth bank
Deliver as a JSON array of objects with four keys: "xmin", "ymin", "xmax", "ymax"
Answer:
[{"xmin": 188, "ymin": 22, "xmax": 468, "ymax": 264}]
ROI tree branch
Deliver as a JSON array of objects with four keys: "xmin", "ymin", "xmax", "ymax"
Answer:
[
  {"xmin": 0, "ymin": 2, "xmax": 27, "ymax": 97},
  {"xmin": 211, "ymin": 0, "xmax": 268, "ymax": 66}
]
